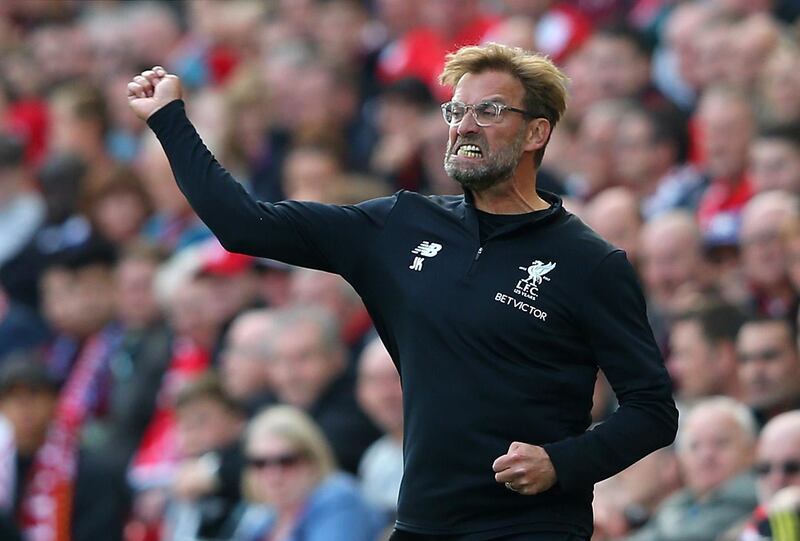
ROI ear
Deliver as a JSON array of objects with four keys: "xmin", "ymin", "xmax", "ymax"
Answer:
[{"xmin": 523, "ymin": 118, "xmax": 552, "ymax": 154}]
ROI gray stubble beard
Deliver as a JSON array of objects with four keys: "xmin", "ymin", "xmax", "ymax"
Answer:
[{"xmin": 443, "ymin": 128, "xmax": 526, "ymax": 193}]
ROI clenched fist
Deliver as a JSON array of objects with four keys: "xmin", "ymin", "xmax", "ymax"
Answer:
[
  {"xmin": 493, "ymin": 441, "xmax": 557, "ymax": 495},
  {"xmin": 127, "ymin": 66, "xmax": 182, "ymax": 120}
]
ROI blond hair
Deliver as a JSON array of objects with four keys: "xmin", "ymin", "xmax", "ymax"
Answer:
[
  {"xmin": 439, "ymin": 43, "xmax": 569, "ymax": 166},
  {"xmin": 243, "ymin": 405, "xmax": 336, "ymax": 501}
]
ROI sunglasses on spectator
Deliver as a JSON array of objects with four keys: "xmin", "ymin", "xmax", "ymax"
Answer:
[
  {"xmin": 246, "ymin": 452, "xmax": 307, "ymax": 470},
  {"xmin": 754, "ymin": 460, "xmax": 800, "ymax": 476}
]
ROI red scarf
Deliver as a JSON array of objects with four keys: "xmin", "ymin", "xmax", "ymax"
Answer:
[
  {"xmin": 18, "ymin": 333, "xmax": 114, "ymax": 541},
  {"xmin": 128, "ymin": 337, "xmax": 210, "ymax": 490}
]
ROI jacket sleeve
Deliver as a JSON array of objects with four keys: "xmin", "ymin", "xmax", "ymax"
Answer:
[
  {"xmin": 146, "ymin": 100, "xmax": 396, "ymax": 279},
  {"xmin": 543, "ymin": 250, "xmax": 678, "ymax": 493}
]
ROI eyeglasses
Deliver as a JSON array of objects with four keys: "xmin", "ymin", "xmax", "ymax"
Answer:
[
  {"xmin": 246, "ymin": 452, "xmax": 307, "ymax": 470},
  {"xmin": 754, "ymin": 460, "xmax": 800, "ymax": 477},
  {"xmin": 441, "ymin": 101, "xmax": 534, "ymax": 127}
]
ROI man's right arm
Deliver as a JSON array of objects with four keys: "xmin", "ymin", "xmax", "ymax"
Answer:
[{"xmin": 128, "ymin": 68, "xmax": 394, "ymax": 277}]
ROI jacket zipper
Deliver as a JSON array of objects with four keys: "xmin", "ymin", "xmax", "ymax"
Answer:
[{"xmin": 465, "ymin": 245, "xmax": 484, "ymax": 278}]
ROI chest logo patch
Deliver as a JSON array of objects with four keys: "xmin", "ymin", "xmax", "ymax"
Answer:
[
  {"xmin": 494, "ymin": 259, "xmax": 556, "ymax": 322},
  {"xmin": 515, "ymin": 260, "xmax": 556, "ymax": 301},
  {"xmin": 409, "ymin": 241, "xmax": 442, "ymax": 271}
]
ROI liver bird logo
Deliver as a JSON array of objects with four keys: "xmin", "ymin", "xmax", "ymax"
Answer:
[{"xmin": 518, "ymin": 260, "xmax": 556, "ymax": 290}]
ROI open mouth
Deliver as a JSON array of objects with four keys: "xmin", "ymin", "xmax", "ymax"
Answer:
[{"xmin": 456, "ymin": 143, "xmax": 483, "ymax": 159}]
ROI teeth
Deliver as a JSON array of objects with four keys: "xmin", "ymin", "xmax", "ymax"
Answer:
[{"xmin": 457, "ymin": 144, "xmax": 482, "ymax": 158}]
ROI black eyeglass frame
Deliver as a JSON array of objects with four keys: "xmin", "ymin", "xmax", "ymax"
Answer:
[
  {"xmin": 753, "ymin": 460, "xmax": 800, "ymax": 477},
  {"xmin": 246, "ymin": 451, "xmax": 308, "ymax": 470}
]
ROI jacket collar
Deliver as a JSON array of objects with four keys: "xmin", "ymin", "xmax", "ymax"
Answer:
[{"xmin": 457, "ymin": 187, "xmax": 566, "ymax": 238}]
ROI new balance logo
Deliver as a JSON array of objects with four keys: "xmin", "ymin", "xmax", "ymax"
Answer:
[
  {"xmin": 409, "ymin": 241, "xmax": 442, "ymax": 271},
  {"xmin": 412, "ymin": 241, "xmax": 443, "ymax": 258}
]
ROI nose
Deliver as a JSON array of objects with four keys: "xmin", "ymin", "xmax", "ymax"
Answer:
[{"xmin": 456, "ymin": 108, "xmax": 481, "ymax": 136}]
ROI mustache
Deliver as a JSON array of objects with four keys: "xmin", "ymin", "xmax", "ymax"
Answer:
[{"xmin": 448, "ymin": 135, "xmax": 486, "ymax": 154}]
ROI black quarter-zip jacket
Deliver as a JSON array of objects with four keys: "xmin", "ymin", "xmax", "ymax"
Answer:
[{"xmin": 149, "ymin": 101, "xmax": 678, "ymax": 538}]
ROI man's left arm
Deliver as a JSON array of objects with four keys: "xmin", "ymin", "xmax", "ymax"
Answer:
[{"xmin": 541, "ymin": 250, "xmax": 679, "ymax": 493}]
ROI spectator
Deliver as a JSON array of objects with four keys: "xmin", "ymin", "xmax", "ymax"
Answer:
[
  {"xmin": 85, "ymin": 165, "xmax": 153, "ymax": 246},
  {"xmin": 219, "ymin": 309, "xmax": 278, "ymax": 415},
  {"xmin": 238, "ymin": 405, "xmax": 383, "ymax": 541},
  {"xmin": 369, "ymin": 77, "xmax": 436, "ymax": 192},
  {"xmin": 581, "ymin": 23, "xmax": 670, "ymax": 110},
  {"xmin": 613, "ymin": 105, "xmax": 704, "ymax": 219},
  {"xmin": 739, "ymin": 190, "xmax": 799, "ymax": 317},
  {"xmin": 583, "ymin": 187, "xmax": 642, "ymax": 264},
  {"xmin": 196, "ymin": 240, "xmax": 261, "ymax": 355},
  {"xmin": 667, "ymin": 302, "xmax": 746, "ymax": 405},
  {"xmin": 652, "ymin": 1, "xmax": 716, "ymax": 110},
  {"xmin": 691, "ymin": 18, "xmax": 737, "ymax": 93},
  {"xmin": 0, "ymin": 153, "xmax": 91, "ymax": 308},
  {"xmin": 38, "ymin": 240, "xmax": 120, "ymax": 390},
  {"xmin": 281, "ymin": 144, "xmax": 344, "ymax": 203},
  {"xmin": 625, "ymin": 396, "xmax": 758, "ymax": 541},
  {"xmin": 785, "ymin": 216, "xmax": 800, "ymax": 294},
  {"xmin": 728, "ymin": 14, "xmax": 781, "ymax": 92},
  {"xmin": 736, "ymin": 316, "xmax": 800, "ymax": 424},
  {"xmin": 757, "ymin": 38, "xmax": 800, "ymax": 128},
  {"xmin": 749, "ymin": 124, "xmax": 800, "ymax": 195},
  {"xmin": 267, "ymin": 306, "xmax": 381, "ymax": 474},
  {"xmin": 48, "ymin": 82, "xmax": 117, "ymax": 199},
  {"xmin": 137, "ymin": 133, "xmax": 211, "ymax": 252},
  {"xmin": 89, "ymin": 242, "xmax": 171, "ymax": 477},
  {"xmin": 497, "ymin": 1, "xmax": 593, "ymax": 64},
  {"xmin": 356, "ymin": 336, "xmax": 404, "ymax": 520},
  {"xmin": 253, "ymin": 257, "xmax": 294, "ymax": 309},
  {"xmin": 638, "ymin": 211, "xmax": 710, "ymax": 315},
  {"xmin": 695, "ymin": 86, "xmax": 756, "ymax": 247},
  {"xmin": 375, "ymin": 0, "xmax": 501, "ymax": 100},
  {"xmin": 739, "ymin": 411, "xmax": 800, "ymax": 540},
  {"xmin": 1, "ymin": 354, "xmax": 127, "ymax": 541},
  {"xmin": 164, "ymin": 374, "xmax": 247, "ymax": 541},
  {"xmin": 593, "ymin": 446, "xmax": 682, "ymax": 539},
  {"xmin": 288, "ymin": 268, "xmax": 374, "ymax": 366},
  {"xmin": 0, "ymin": 133, "xmax": 43, "ymax": 266},
  {"xmin": 128, "ymin": 276, "xmax": 220, "ymax": 491},
  {"xmin": 569, "ymin": 100, "xmax": 628, "ymax": 200}
]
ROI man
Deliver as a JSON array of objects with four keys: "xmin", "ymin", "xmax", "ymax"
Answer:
[
  {"xmin": 738, "ymin": 190, "xmax": 799, "ymax": 317},
  {"xmin": 0, "ymin": 355, "xmax": 127, "ymax": 541},
  {"xmin": 625, "ymin": 397, "xmax": 758, "ymax": 541},
  {"xmin": 580, "ymin": 24, "xmax": 669, "ymax": 110},
  {"xmin": 750, "ymin": 124, "xmax": 800, "ymax": 195},
  {"xmin": 667, "ymin": 302, "xmax": 745, "ymax": 404},
  {"xmin": 219, "ymin": 309, "xmax": 278, "ymax": 415},
  {"xmin": 127, "ymin": 43, "xmax": 677, "ymax": 539},
  {"xmin": 736, "ymin": 317, "xmax": 800, "ymax": 424},
  {"xmin": 357, "ymin": 336, "xmax": 405, "ymax": 519},
  {"xmin": 612, "ymin": 105, "xmax": 704, "ymax": 220},
  {"xmin": 694, "ymin": 86, "xmax": 756, "ymax": 246},
  {"xmin": 583, "ymin": 187, "xmax": 641, "ymax": 264},
  {"xmin": 266, "ymin": 306, "xmax": 380, "ymax": 474},
  {"xmin": 0, "ymin": 134, "xmax": 44, "ymax": 267},
  {"xmin": 739, "ymin": 411, "xmax": 800, "ymax": 540},
  {"xmin": 164, "ymin": 375, "xmax": 247, "ymax": 541},
  {"xmin": 638, "ymin": 212, "xmax": 709, "ymax": 312}
]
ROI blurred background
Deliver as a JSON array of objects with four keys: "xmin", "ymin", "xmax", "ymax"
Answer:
[{"xmin": 1, "ymin": 0, "xmax": 800, "ymax": 540}]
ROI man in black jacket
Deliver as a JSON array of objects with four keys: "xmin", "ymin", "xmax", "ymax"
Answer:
[{"xmin": 127, "ymin": 43, "xmax": 678, "ymax": 540}]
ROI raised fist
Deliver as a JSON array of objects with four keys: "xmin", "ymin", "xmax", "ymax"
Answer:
[{"xmin": 127, "ymin": 66, "xmax": 182, "ymax": 120}]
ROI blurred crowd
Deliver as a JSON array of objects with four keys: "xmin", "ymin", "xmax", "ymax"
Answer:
[{"xmin": 2, "ymin": 0, "xmax": 800, "ymax": 540}]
